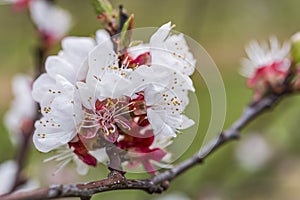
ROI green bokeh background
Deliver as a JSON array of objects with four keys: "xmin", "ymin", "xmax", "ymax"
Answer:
[{"xmin": 1, "ymin": 0, "xmax": 300, "ymax": 199}]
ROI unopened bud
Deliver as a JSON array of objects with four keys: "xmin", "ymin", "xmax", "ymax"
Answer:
[{"xmin": 291, "ymin": 32, "xmax": 300, "ymax": 64}]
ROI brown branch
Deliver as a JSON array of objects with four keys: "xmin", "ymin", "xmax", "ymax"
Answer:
[
  {"xmin": 9, "ymin": 125, "xmax": 33, "ymax": 193},
  {"xmin": 8, "ymin": 17, "xmax": 49, "ymax": 193},
  {"xmin": 0, "ymin": 89, "xmax": 290, "ymax": 200}
]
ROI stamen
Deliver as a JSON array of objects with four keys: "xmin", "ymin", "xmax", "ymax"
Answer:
[
  {"xmin": 43, "ymin": 148, "xmax": 73, "ymax": 163},
  {"xmin": 81, "ymin": 119, "xmax": 97, "ymax": 123},
  {"xmin": 114, "ymin": 101, "xmax": 135, "ymax": 114},
  {"xmin": 109, "ymin": 123, "xmax": 116, "ymax": 133},
  {"xmin": 103, "ymin": 125, "xmax": 109, "ymax": 136},
  {"xmin": 115, "ymin": 118, "xmax": 131, "ymax": 130},
  {"xmin": 114, "ymin": 109, "xmax": 135, "ymax": 117},
  {"xmin": 81, "ymin": 124, "xmax": 99, "ymax": 128},
  {"xmin": 53, "ymin": 158, "xmax": 72, "ymax": 175}
]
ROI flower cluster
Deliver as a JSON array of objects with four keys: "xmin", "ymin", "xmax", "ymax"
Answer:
[
  {"xmin": 32, "ymin": 22, "xmax": 196, "ymax": 174},
  {"xmin": 241, "ymin": 37, "xmax": 291, "ymax": 100}
]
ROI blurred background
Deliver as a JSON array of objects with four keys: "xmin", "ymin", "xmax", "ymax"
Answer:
[{"xmin": 1, "ymin": 0, "xmax": 300, "ymax": 199}]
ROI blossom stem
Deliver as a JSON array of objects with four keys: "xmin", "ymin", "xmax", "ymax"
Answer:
[{"xmin": 106, "ymin": 143, "xmax": 123, "ymax": 172}]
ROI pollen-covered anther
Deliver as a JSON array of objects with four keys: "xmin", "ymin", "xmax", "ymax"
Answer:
[
  {"xmin": 43, "ymin": 107, "xmax": 51, "ymax": 114},
  {"xmin": 121, "ymin": 72, "xmax": 127, "ymax": 76},
  {"xmin": 37, "ymin": 133, "xmax": 46, "ymax": 138},
  {"xmin": 93, "ymin": 75, "xmax": 100, "ymax": 81}
]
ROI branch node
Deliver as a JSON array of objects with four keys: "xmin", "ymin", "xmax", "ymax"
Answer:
[
  {"xmin": 48, "ymin": 184, "xmax": 63, "ymax": 197},
  {"xmin": 147, "ymin": 183, "xmax": 158, "ymax": 194},
  {"xmin": 161, "ymin": 180, "xmax": 170, "ymax": 190},
  {"xmin": 108, "ymin": 170, "xmax": 127, "ymax": 185}
]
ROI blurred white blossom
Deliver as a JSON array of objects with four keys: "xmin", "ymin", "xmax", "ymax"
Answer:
[
  {"xmin": 151, "ymin": 192, "xmax": 190, "ymax": 200},
  {"xmin": 235, "ymin": 134, "xmax": 273, "ymax": 172},
  {"xmin": 29, "ymin": 0, "xmax": 71, "ymax": 45},
  {"xmin": 4, "ymin": 74, "xmax": 37, "ymax": 145},
  {"xmin": 0, "ymin": 160, "xmax": 17, "ymax": 195}
]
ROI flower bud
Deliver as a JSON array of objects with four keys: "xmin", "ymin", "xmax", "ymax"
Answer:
[{"xmin": 291, "ymin": 32, "xmax": 300, "ymax": 64}]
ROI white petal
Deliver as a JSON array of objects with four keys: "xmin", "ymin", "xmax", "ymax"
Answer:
[
  {"xmin": 52, "ymin": 75, "xmax": 83, "ymax": 127},
  {"xmin": 178, "ymin": 115, "xmax": 194, "ymax": 129},
  {"xmin": 95, "ymin": 29, "xmax": 113, "ymax": 50},
  {"xmin": 89, "ymin": 148, "xmax": 108, "ymax": 163},
  {"xmin": 147, "ymin": 109, "xmax": 176, "ymax": 137},
  {"xmin": 87, "ymin": 44, "xmax": 118, "ymax": 85},
  {"xmin": 33, "ymin": 118, "xmax": 76, "ymax": 152},
  {"xmin": 59, "ymin": 37, "xmax": 96, "ymax": 81},
  {"xmin": 150, "ymin": 22, "xmax": 172, "ymax": 44},
  {"xmin": 73, "ymin": 156, "xmax": 89, "ymax": 175},
  {"xmin": 31, "ymin": 73, "xmax": 56, "ymax": 106},
  {"xmin": 45, "ymin": 56, "xmax": 76, "ymax": 83},
  {"xmin": 77, "ymin": 82, "xmax": 96, "ymax": 110},
  {"xmin": 93, "ymin": 72, "xmax": 132, "ymax": 100}
]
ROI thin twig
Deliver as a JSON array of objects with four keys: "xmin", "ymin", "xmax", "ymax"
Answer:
[
  {"xmin": 8, "ymin": 28, "xmax": 49, "ymax": 193},
  {"xmin": 9, "ymin": 126, "xmax": 33, "ymax": 193}
]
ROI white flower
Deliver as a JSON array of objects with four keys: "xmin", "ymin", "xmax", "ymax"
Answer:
[
  {"xmin": 240, "ymin": 37, "xmax": 291, "ymax": 78},
  {"xmin": 235, "ymin": 134, "xmax": 273, "ymax": 172},
  {"xmin": 29, "ymin": 0, "xmax": 71, "ymax": 44},
  {"xmin": 32, "ymin": 23, "xmax": 196, "ymax": 174},
  {"xmin": 0, "ymin": 160, "xmax": 17, "ymax": 195},
  {"xmin": 5, "ymin": 74, "xmax": 37, "ymax": 145}
]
